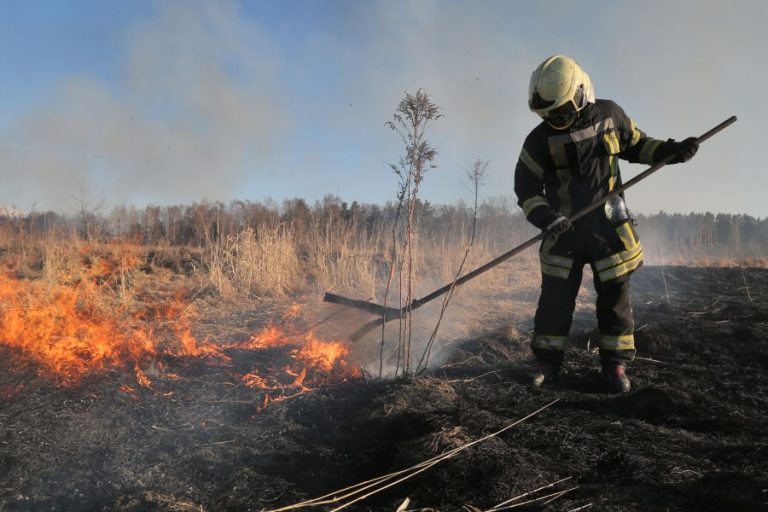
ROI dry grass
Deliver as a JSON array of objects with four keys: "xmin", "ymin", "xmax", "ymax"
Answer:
[
  {"xmin": 305, "ymin": 216, "xmax": 383, "ymax": 297},
  {"xmin": 208, "ymin": 224, "xmax": 299, "ymax": 298},
  {"xmin": 4, "ymin": 209, "xmax": 766, "ymax": 388},
  {"xmin": 2, "ymin": 215, "xmax": 766, "ymax": 326}
]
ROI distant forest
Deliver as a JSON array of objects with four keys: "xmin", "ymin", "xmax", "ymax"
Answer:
[{"xmin": 2, "ymin": 196, "xmax": 767, "ymax": 266}]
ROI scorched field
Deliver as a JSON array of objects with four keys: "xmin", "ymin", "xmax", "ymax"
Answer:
[{"xmin": 0, "ymin": 239, "xmax": 766, "ymax": 511}]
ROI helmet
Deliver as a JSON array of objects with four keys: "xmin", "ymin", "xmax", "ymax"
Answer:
[{"xmin": 528, "ymin": 55, "xmax": 595, "ymax": 129}]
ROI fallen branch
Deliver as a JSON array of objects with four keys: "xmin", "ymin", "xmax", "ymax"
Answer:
[
  {"xmin": 566, "ymin": 504, "xmax": 593, "ymax": 512},
  {"xmin": 264, "ymin": 399, "xmax": 559, "ymax": 512}
]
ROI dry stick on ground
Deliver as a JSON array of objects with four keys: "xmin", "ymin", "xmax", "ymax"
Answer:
[
  {"xmin": 487, "ymin": 486, "xmax": 578, "ymax": 511},
  {"xmin": 328, "ymin": 399, "xmax": 561, "ymax": 512},
  {"xmin": 539, "ymin": 487, "xmax": 579, "ymax": 506},
  {"xmin": 565, "ymin": 504, "xmax": 594, "ymax": 512},
  {"xmin": 634, "ymin": 356, "xmax": 669, "ymax": 365},
  {"xmin": 484, "ymin": 476, "xmax": 573, "ymax": 511},
  {"xmin": 444, "ymin": 370, "xmax": 502, "ymax": 384},
  {"xmin": 394, "ymin": 497, "xmax": 411, "ymax": 511},
  {"xmin": 264, "ymin": 399, "xmax": 559, "ymax": 512},
  {"xmin": 416, "ymin": 160, "xmax": 486, "ymax": 374}
]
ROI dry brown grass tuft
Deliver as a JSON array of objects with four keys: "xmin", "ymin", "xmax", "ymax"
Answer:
[
  {"xmin": 207, "ymin": 223, "xmax": 300, "ymax": 298},
  {"xmin": 304, "ymin": 217, "xmax": 383, "ymax": 297}
]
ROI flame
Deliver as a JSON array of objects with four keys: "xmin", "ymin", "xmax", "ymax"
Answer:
[
  {"xmin": 0, "ymin": 251, "xmax": 361, "ymax": 410},
  {"xmin": 290, "ymin": 367, "xmax": 307, "ymax": 387},
  {"xmin": 242, "ymin": 373, "xmax": 271, "ymax": 389},
  {"xmin": 240, "ymin": 323, "xmax": 359, "ymax": 375},
  {"xmin": 297, "ymin": 332, "xmax": 351, "ymax": 371},
  {"xmin": 0, "ymin": 274, "xmax": 153, "ymax": 384},
  {"xmin": 134, "ymin": 365, "xmax": 153, "ymax": 389},
  {"xmin": 0, "ymin": 270, "xmax": 225, "ymax": 386},
  {"xmin": 236, "ymin": 324, "xmax": 361, "ymax": 408}
]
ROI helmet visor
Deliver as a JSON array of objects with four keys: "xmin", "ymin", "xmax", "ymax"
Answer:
[
  {"xmin": 544, "ymin": 101, "xmax": 577, "ymax": 129},
  {"xmin": 529, "ymin": 90, "xmax": 555, "ymax": 111}
]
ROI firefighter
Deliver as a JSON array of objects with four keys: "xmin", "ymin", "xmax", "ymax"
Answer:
[{"xmin": 515, "ymin": 55, "xmax": 699, "ymax": 392}]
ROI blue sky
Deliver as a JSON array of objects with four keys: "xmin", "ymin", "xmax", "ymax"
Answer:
[{"xmin": 0, "ymin": 0, "xmax": 764, "ymax": 216}]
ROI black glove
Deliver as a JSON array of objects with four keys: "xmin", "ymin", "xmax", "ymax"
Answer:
[
  {"xmin": 655, "ymin": 137, "xmax": 699, "ymax": 164},
  {"xmin": 674, "ymin": 137, "xmax": 699, "ymax": 163},
  {"xmin": 545, "ymin": 215, "xmax": 573, "ymax": 238}
]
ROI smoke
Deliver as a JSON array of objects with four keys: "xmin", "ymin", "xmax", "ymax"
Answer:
[
  {"xmin": 324, "ymin": 1, "xmax": 539, "ymax": 205},
  {"xmin": 1, "ymin": 1, "xmax": 764, "ymax": 215},
  {"xmin": 1, "ymin": 0, "xmax": 288, "ymax": 212},
  {"xmin": 329, "ymin": 0, "xmax": 765, "ymax": 215}
]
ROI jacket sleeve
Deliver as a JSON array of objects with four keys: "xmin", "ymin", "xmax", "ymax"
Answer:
[
  {"xmin": 611, "ymin": 105, "xmax": 669, "ymax": 165},
  {"xmin": 514, "ymin": 145, "xmax": 560, "ymax": 230}
]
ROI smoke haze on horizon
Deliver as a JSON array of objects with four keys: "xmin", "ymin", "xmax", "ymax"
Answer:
[{"xmin": 0, "ymin": 0, "xmax": 763, "ymax": 216}]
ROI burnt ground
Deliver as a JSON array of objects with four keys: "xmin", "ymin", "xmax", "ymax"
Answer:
[{"xmin": 1, "ymin": 265, "xmax": 767, "ymax": 511}]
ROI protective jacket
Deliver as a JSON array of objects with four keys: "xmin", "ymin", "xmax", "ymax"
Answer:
[
  {"xmin": 515, "ymin": 99, "xmax": 666, "ymax": 227},
  {"xmin": 515, "ymin": 99, "xmax": 666, "ymax": 284}
]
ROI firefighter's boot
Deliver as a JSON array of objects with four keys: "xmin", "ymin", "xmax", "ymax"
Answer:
[
  {"xmin": 530, "ymin": 361, "xmax": 559, "ymax": 387},
  {"xmin": 600, "ymin": 364, "xmax": 631, "ymax": 393}
]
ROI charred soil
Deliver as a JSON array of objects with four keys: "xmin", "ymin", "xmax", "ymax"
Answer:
[{"xmin": 1, "ymin": 266, "xmax": 767, "ymax": 511}]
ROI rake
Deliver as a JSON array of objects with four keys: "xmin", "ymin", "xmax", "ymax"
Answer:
[{"xmin": 325, "ymin": 116, "xmax": 737, "ymax": 341}]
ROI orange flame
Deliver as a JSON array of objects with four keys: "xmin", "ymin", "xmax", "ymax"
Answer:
[
  {"xmin": 0, "ymin": 270, "xmax": 227, "ymax": 387},
  {"xmin": 236, "ymin": 324, "xmax": 361, "ymax": 404},
  {"xmin": 0, "ymin": 275, "xmax": 154, "ymax": 384},
  {"xmin": 297, "ymin": 332, "xmax": 351, "ymax": 371},
  {"xmin": 0, "ymin": 257, "xmax": 361, "ymax": 409}
]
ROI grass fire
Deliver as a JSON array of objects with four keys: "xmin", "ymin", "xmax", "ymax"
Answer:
[
  {"xmin": 1, "ymin": 5, "xmax": 767, "ymax": 508},
  {"xmin": 1, "ymin": 198, "xmax": 766, "ymax": 511},
  {"xmin": 0, "ymin": 249, "xmax": 361, "ymax": 408}
]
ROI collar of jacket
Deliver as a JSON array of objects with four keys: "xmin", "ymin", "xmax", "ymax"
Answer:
[{"xmin": 570, "ymin": 102, "xmax": 600, "ymax": 131}]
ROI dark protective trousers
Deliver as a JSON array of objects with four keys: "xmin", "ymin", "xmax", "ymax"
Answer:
[{"xmin": 531, "ymin": 213, "xmax": 640, "ymax": 367}]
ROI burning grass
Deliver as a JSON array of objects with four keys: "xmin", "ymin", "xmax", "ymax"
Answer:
[{"xmin": 0, "ymin": 245, "xmax": 362, "ymax": 404}]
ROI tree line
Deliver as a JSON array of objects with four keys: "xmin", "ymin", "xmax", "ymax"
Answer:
[{"xmin": 1, "ymin": 197, "xmax": 766, "ymax": 265}]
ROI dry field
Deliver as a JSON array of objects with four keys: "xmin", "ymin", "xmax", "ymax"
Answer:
[{"xmin": 0, "ymin": 224, "xmax": 766, "ymax": 511}]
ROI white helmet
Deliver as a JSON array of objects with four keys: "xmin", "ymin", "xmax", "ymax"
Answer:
[{"xmin": 528, "ymin": 55, "xmax": 595, "ymax": 129}]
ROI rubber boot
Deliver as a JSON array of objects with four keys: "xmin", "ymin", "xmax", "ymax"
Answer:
[
  {"xmin": 530, "ymin": 361, "xmax": 559, "ymax": 387},
  {"xmin": 600, "ymin": 364, "xmax": 631, "ymax": 393}
]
